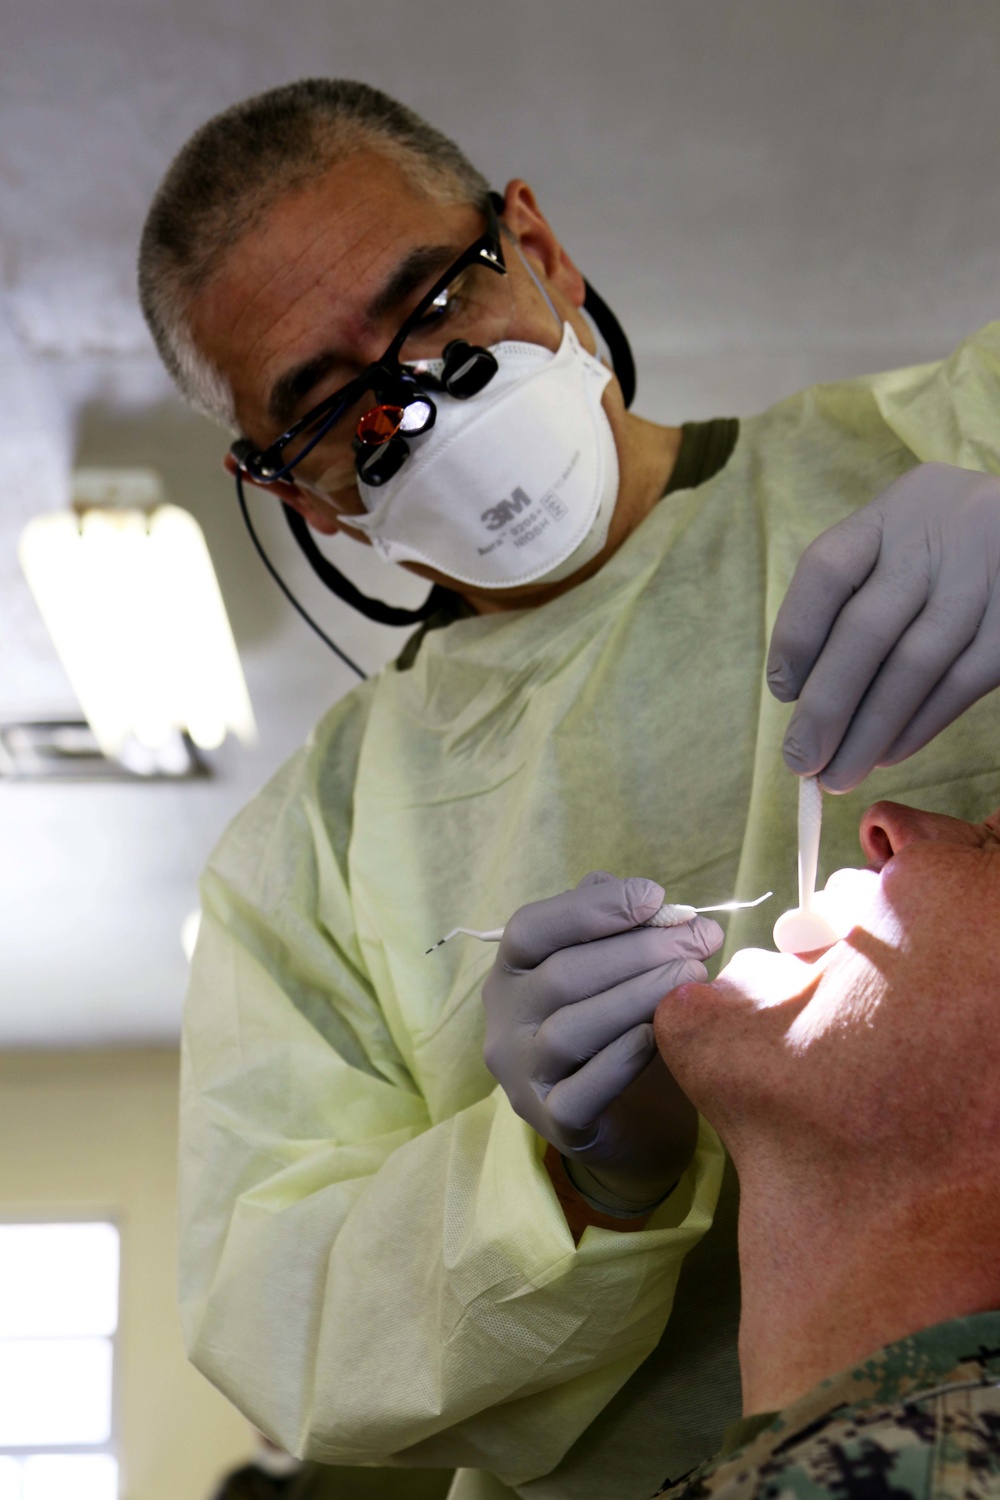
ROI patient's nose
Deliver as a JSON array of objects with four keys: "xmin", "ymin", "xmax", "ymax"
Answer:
[{"xmin": 859, "ymin": 801, "xmax": 974, "ymax": 868}]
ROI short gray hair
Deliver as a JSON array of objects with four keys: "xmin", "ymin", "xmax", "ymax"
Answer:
[{"xmin": 138, "ymin": 79, "xmax": 491, "ymax": 430}]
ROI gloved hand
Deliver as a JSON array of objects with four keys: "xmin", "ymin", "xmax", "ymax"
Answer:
[
  {"xmin": 482, "ymin": 872, "xmax": 723, "ymax": 1211},
  {"xmin": 768, "ymin": 463, "xmax": 1000, "ymax": 792}
]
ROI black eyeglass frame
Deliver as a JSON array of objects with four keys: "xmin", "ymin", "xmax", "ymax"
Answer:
[{"xmin": 233, "ymin": 193, "xmax": 507, "ymax": 486}]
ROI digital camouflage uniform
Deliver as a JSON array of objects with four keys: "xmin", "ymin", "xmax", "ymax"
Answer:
[{"xmin": 657, "ymin": 1311, "xmax": 1000, "ymax": 1500}]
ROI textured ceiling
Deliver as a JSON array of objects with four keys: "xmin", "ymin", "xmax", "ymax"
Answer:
[{"xmin": 2, "ymin": 0, "xmax": 998, "ymax": 1045}]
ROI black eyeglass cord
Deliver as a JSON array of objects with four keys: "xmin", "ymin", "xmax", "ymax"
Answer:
[
  {"xmin": 235, "ymin": 466, "xmax": 368, "ymax": 680},
  {"xmin": 281, "ymin": 503, "xmax": 455, "ymax": 627}
]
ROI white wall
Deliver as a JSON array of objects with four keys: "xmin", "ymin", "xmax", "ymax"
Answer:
[{"xmin": 0, "ymin": 1049, "xmax": 254, "ymax": 1500}]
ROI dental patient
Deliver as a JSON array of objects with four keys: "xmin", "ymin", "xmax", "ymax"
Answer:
[{"xmin": 652, "ymin": 796, "xmax": 1000, "ymax": 1500}]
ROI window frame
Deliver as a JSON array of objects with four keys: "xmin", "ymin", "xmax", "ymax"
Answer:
[{"xmin": 0, "ymin": 1211, "xmax": 121, "ymax": 1497}]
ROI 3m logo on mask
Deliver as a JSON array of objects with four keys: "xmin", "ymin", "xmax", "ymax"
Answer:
[{"xmin": 481, "ymin": 488, "xmax": 567, "ymax": 534}]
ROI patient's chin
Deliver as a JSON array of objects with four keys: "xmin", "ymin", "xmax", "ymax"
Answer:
[{"xmin": 713, "ymin": 947, "xmax": 827, "ymax": 1012}]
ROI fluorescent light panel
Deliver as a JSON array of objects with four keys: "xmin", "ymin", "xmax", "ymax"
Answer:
[{"xmin": 19, "ymin": 474, "xmax": 256, "ymax": 760}]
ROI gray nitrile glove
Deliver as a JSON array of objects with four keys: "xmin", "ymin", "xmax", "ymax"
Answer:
[
  {"xmin": 482, "ymin": 872, "xmax": 723, "ymax": 1211},
  {"xmin": 769, "ymin": 463, "xmax": 1000, "ymax": 792}
]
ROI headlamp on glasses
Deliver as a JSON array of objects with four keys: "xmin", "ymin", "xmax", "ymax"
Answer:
[{"xmin": 351, "ymin": 340, "xmax": 500, "ymax": 486}]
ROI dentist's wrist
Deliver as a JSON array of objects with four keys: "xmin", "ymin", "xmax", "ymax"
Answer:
[
  {"xmin": 561, "ymin": 1155, "xmax": 678, "ymax": 1218},
  {"xmin": 543, "ymin": 1145, "xmax": 659, "ymax": 1243}
]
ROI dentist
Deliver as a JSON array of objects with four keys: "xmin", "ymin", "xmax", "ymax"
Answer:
[{"xmin": 139, "ymin": 78, "xmax": 1000, "ymax": 1500}]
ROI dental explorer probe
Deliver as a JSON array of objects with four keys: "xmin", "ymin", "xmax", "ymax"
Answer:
[{"xmin": 425, "ymin": 891, "xmax": 772, "ymax": 953}]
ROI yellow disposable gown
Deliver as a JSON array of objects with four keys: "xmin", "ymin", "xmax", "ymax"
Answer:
[{"xmin": 180, "ymin": 323, "xmax": 1000, "ymax": 1500}]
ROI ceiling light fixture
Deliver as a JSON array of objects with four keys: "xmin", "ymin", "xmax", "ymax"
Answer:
[
  {"xmin": 18, "ymin": 470, "xmax": 256, "ymax": 762},
  {"xmin": 0, "ymin": 720, "xmax": 205, "ymax": 781}
]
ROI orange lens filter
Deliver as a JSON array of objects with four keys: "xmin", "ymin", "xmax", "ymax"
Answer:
[{"xmin": 356, "ymin": 404, "xmax": 404, "ymax": 447}]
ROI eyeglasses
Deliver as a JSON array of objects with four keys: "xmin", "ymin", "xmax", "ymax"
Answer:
[{"xmin": 233, "ymin": 194, "xmax": 510, "ymax": 491}]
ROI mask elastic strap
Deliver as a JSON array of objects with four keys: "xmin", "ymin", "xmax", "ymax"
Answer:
[
  {"xmin": 511, "ymin": 242, "xmax": 637, "ymax": 410},
  {"xmin": 514, "ymin": 242, "xmax": 565, "ymax": 331}
]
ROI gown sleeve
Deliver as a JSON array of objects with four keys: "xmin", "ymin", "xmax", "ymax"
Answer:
[
  {"xmin": 870, "ymin": 318, "xmax": 1000, "ymax": 475},
  {"xmin": 178, "ymin": 693, "xmax": 725, "ymax": 1487}
]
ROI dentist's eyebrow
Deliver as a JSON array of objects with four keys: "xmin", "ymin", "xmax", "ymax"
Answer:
[
  {"xmin": 366, "ymin": 241, "xmax": 457, "ymax": 325},
  {"xmin": 266, "ymin": 242, "xmax": 459, "ymax": 428}
]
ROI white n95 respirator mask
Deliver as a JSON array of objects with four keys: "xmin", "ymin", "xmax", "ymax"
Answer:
[{"xmin": 329, "ymin": 323, "xmax": 620, "ymax": 590}]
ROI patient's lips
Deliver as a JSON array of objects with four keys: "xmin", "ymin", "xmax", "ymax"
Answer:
[{"xmin": 773, "ymin": 867, "xmax": 880, "ymax": 955}]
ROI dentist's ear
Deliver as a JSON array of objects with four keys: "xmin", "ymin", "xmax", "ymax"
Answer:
[
  {"xmin": 222, "ymin": 452, "xmax": 342, "ymax": 535},
  {"xmin": 499, "ymin": 179, "xmax": 587, "ymax": 308}
]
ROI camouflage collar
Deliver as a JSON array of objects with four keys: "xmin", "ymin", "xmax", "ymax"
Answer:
[{"xmin": 660, "ymin": 1309, "xmax": 1000, "ymax": 1497}]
